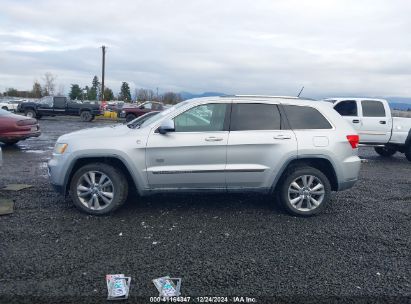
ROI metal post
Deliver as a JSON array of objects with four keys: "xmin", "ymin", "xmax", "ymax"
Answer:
[{"xmin": 101, "ymin": 45, "xmax": 106, "ymax": 101}]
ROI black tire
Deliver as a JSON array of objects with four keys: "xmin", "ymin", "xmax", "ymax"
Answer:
[
  {"xmin": 36, "ymin": 115, "xmax": 42, "ymax": 120},
  {"xmin": 80, "ymin": 110, "xmax": 93, "ymax": 122},
  {"xmin": 405, "ymin": 145, "xmax": 411, "ymax": 162},
  {"xmin": 1, "ymin": 106, "xmax": 8, "ymax": 111},
  {"xmin": 278, "ymin": 166, "xmax": 331, "ymax": 217},
  {"xmin": 125, "ymin": 113, "xmax": 136, "ymax": 122},
  {"xmin": 2, "ymin": 139, "xmax": 19, "ymax": 145},
  {"xmin": 69, "ymin": 163, "xmax": 128, "ymax": 215},
  {"xmin": 374, "ymin": 146, "xmax": 396, "ymax": 157},
  {"xmin": 25, "ymin": 109, "xmax": 37, "ymax": 119}
]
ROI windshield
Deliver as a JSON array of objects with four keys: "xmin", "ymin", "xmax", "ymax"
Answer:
[{"xmin": 140, "ymin": 101, "xmax": 190, "ymax": 128}]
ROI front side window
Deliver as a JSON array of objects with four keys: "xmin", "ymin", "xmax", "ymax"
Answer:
[
  {"xmin": 361, "ymin": 100, "xmax": 386, "ymax": 117},
  {"xmin": 334, "ymin": 100, "xmax": 357, "ymax": 116},
  {"xmin": 230, "ymin": 103, "xmax": 281, "ymax": 131},
  {"xmin": 174, "ymin": 103, "xmax": 228, "ymax": 132},
  {"xmin": 283, "ymin": 105, "xmax": 332, "ymax": 129}
]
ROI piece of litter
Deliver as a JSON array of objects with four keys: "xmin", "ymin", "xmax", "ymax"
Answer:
[
  {"xmin": 152, "ymin": 276, "xmax": 181, "ymax": 297},
  {"xmin": 152, "ymin": 241, "xmax": 158, "ymax": 245},
  {"xmin": 356, "ymin": 286, "xmax": 361, "ymax": 289},
  {"xmin": 2, "ymin": 184, "xmax": 33, "ymax": 191},
  {"xmin": 376, "ymin": 272, "xmax": 381, "ymax": 276},
  {"xmin": 119, "ymin": 232, "xmax": 123, "ymax": 236},
  {"xmin": 106, "ymin": 274, "xmax": 131, "ymax": 300},
  {"xmin": 361, "ymin": 159, "xmax": 369, "ymax": 163},
  {"xmin": 0, "ymin": 198, "xmax": 14, "ymax": 215},
  {"xmin": 224, "ymin": 233, "xmax": 230, "ymax": 237}
]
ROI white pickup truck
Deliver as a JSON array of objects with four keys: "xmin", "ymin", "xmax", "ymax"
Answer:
[{"xmin": 325, "ymin": 98, "xmax": 411, "ymax": 161}]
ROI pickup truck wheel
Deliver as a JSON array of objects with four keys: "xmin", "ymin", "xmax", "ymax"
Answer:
[
  {"xmin": 405, "ymin": 145, "xmax": 411, "ymax": 162},
  {"xmin": 278, "ymin": 167, "xmax": 331, "ymax": 216},
  {"xmin": 374, "ymin": 146, "xmax": 396, "ymax": 157},
  {"xmin": 1, "ymin": 106, "xmax": 8, "ymax": 111},
  {"xmin": 80, "ymin": 111, "xmax": 93, "ymax": 122},
  {"xmin": 25, "ymin": 109, "xmax": 36, "ymax": 118},
  {"xmin": 69, "ymin": 163, "xmax": 128, "ymax": 215},
  {"xmin": 126, "ymin": 113, "xmax": 136, "ymax": 122}
]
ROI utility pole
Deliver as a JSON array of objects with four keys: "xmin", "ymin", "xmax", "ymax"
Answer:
[{"xmin": 101, "ymin": 45, "xmax": 106, "ymax": 101}]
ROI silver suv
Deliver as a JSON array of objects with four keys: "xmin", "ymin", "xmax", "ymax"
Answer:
[{"xmin": 48, "ymin": 96, "xmax": 361, "ymax": 216}]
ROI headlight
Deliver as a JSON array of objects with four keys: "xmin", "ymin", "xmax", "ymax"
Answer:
[{"xmin": 54, "ymin": 143, "xmax": 68, "ymax": 154}]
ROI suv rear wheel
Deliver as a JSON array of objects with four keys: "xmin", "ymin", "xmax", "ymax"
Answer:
[
  {"xmin": 278, "ymin": 166, "xmax": 331, "ymax": 216},
  {"xmin": 69, "ymin": 163, "xmax": 128, "ymax": 215}
]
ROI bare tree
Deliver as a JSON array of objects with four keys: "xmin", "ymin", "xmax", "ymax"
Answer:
[
  {"xmin": 136, "ymin": 88, "xmax": 156, "ymax": 102},
  {"xmin": 43, "ymin": 72, "xmax": 56, "ymax": 96},
  {"xmin": 161, "ymin": 92, "xmax": 182, "ymax": 105},
  {"xmin": 57, "ymin": 84, "xmax": 65, "ymax": 96}
]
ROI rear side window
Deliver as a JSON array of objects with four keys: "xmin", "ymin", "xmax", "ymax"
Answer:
[
  {"xmin": 230, "ymin": 103, "xmax": 281, "ymax": 131},
  {"xmin": 283, "ymin": 105, "xmax": 332, "ymax": 129},
  {"xmin": 334, "ymin": 100, "xmax": 357, "ymax": 116},
  {"xmin": 361, "ymin": 100, "xmax": 386, "ymax": 117}
]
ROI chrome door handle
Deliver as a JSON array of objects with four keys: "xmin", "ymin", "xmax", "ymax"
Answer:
[
  {"xmin": 205, "ymin": 137, "xmax": 223, "ymax": 142},
  {"xmin": 273, "ymin": 135, "xmax": 291, "ymax": 140}
]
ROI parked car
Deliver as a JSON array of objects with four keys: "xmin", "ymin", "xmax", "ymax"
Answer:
[
  {"xmin": 325, "ymin": 98, "xmax": 411, "ymax": 161},
  {"xmin": 0, "ymin": 99, "xmax": 21, "ymax": 112},
  {"xmin": 126, "ymin": 111, "xmax": 160, "ymax": 128},
  {"xmin": 0, "ymin": 109, "xmax": 41, "ymax": 145},
  {"xmin": 119, "ymin": 101, "xmax": 164, "ymax": 122},
  {"xmin": 17, "ymin": 96, "xmax": 102, "ymax": 122},
  {"xmin": 48, "ymin": 95, "xmax": 361, "ymax": 216}
]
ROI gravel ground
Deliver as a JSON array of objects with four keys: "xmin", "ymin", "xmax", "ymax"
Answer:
[{"xmin": 0, "ymin": 117, "xmax": 410, "ymax": 303}]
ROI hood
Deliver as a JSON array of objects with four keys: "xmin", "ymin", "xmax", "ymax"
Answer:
[{"xmin": 58, "ymin": 124, "xmax": 131, "ymax": 141}]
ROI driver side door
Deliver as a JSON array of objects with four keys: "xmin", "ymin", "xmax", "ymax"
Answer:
[{"xmin": 145, "ymin": 102, "xmax": 230, "ymax": 190}]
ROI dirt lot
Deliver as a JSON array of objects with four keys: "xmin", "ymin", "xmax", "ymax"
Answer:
[{"xmin": 0, "ymin": 117, "xmax": 410, "ymax": 303}]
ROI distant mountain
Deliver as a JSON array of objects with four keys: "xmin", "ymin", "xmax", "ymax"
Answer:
[
  {"xmin": 179, "ymin": 91, "xmax": 227, "ymax": 100},
  {"xmin": 389, "ymin": 102, "xmax": 411, "ymax": 111}
]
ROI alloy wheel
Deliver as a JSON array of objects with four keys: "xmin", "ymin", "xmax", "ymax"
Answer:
[
  {"xmin": 287, "ymin": 175, "xmax": 325, "ymax": 212},
  {"xmin": 76, "ymin": 171, "xmax": 114, "ymax": 210}
]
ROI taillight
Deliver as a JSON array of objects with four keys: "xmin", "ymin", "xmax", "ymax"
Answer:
[
  {"xmin": 346, "ymin": 135, "xmax": 359, "ymax": 149},
  {"xmin": 16, "ymin": 119, "xmax": 36, "ymax": 126}
]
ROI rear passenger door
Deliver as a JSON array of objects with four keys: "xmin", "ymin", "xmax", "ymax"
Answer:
[
  {"xmin": 358, "ymin": 100, "xmax": 392, "ymax": 143},
  {"xmin": 226, "ymin": 101, "xmax": 297, "ymax": 190}
]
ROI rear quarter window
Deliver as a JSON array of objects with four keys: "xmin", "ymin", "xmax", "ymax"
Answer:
[{"xmin": 283, "ymin": 105, "xmax": 332, "ymax": 129}]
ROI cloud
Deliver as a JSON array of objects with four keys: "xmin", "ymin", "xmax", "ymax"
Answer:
[{"xmin": 0, "ymin": 0, "xmax": 410, "ymax": 97}]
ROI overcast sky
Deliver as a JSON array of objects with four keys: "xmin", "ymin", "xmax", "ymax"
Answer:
[{"xmin": 1, "ymin": 0, "xmax": 411, "ymax": 98}]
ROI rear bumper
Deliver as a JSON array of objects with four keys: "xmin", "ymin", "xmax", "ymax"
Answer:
[
  {"xmin": 0, "ymin": 130, "xmax": 41, "ymax": 141},
  {"xmin": 337, "ymin": 155, "xmax": 361, "ymax": 191}
]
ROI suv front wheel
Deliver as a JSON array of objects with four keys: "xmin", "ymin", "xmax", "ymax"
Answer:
[
  {"xmin": 278, "ymin": 166, "xmax": 331, "ymax": 216},
  {"xmin": 69, "ymin": 163, "xmax": 128, "ymax": 215}
]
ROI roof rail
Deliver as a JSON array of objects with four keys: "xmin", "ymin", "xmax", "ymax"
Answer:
[{"xmin": 222, "ymin": 95, "xmax": 300, "ymax": 99}]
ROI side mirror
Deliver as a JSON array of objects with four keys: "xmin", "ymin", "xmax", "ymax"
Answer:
[{"xmin": 158, "ymin": 119, "xmax": 175, "ymax": 134}]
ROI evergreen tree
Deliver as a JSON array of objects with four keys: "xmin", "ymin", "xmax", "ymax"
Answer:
[
  {"xmin": 103, "ymin": 87, "xmax": 114, "ymax": 101},
  {"xmin": 89, "ymin": 76, "xmax": 99, "ymax": 100},
  {"xmin": 69, "ymin": 84, "xmax": 83, "ymax": 100},
  {"xmin": 119, "ymin": 82, "xmax": 131, "ymax": 102}
]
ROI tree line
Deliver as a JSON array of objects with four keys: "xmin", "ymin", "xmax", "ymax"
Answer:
[{"xmin": 2, "ymin": 73, "xmax": 183, "ymax": 104}]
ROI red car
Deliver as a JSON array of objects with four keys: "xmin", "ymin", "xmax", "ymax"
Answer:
[
  {"xmin": 0, "ymin": 109, "xmax": 41, "ymax": 145},
  {"xmin": 119, "ymin": 101, "xmax": 164, "ymax": 122}
]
